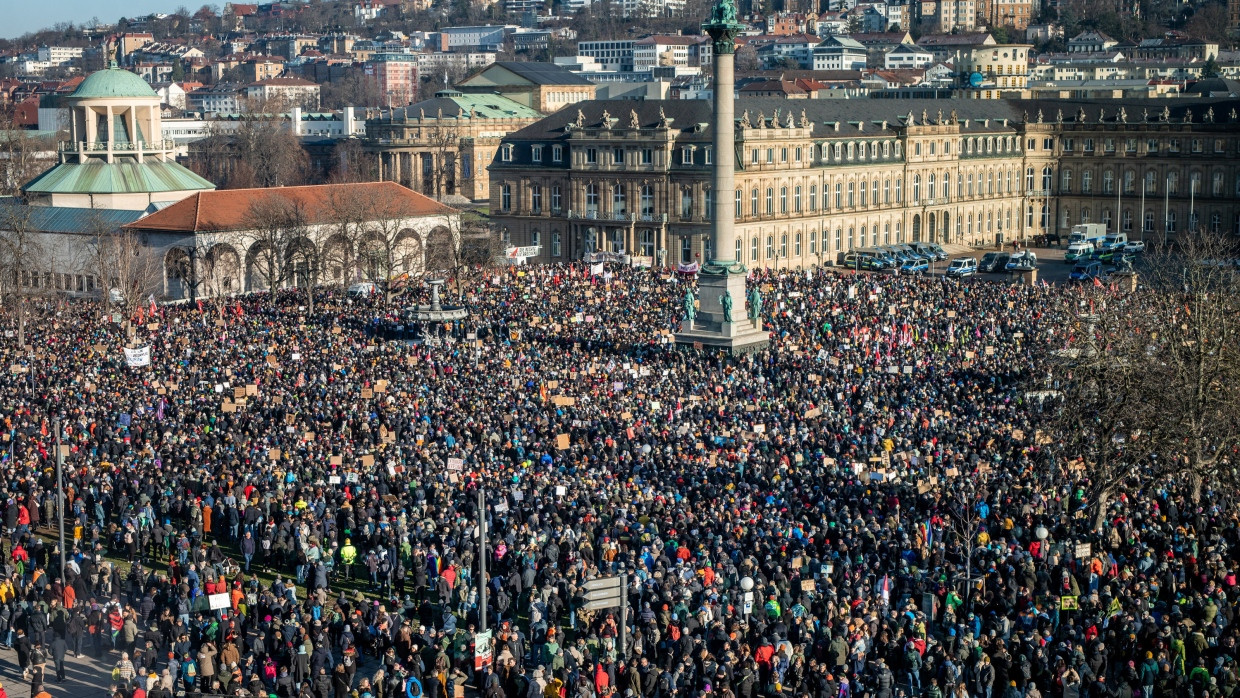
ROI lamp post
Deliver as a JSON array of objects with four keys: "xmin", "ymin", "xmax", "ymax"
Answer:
[{"xmin": 740, "ymin": 575, "xmax": 754, "ymax": 622}]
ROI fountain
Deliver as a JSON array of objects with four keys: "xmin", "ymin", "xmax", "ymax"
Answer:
[{"xmin": 404, "ymin": 278, "xmax": 468, "ymax": 323}]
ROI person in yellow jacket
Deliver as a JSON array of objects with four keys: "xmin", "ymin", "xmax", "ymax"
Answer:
[{"xmin": 340, "ymin": 539, "xmax": 357, "ymax": 579}]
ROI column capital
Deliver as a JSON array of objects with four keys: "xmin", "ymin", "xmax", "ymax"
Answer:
[{"xmin": 703, "ymin": 0, "xmax": 745, "ymax": 54}]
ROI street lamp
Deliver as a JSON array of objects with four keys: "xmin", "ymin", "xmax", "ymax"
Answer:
[{"xmin": 740, "ymin": 576, "xmax": 754, "ymax": 621}]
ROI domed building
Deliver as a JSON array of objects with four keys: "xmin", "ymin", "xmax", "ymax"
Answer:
[{"xmin": 21, "ymin": 64, "xmax": 215, "ymax": 210}]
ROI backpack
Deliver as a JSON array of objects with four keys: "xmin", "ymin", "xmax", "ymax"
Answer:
[{"xmin": 668, "ymin": 624, "xmax": 681, "ymax": 641}]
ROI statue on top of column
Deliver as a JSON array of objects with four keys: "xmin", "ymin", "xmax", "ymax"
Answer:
[{"xmin": 708, "ymin": 0, "xmax": 738, "ymax": 26}]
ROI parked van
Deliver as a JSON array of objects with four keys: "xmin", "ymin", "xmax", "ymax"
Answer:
[
  {"xmin": 945, "ymin": 257, "xmax": 978, "ymax": 278},
  {"xmin": 347, "ymin": 282, "xmax": 378, "ymax": 298},
  {"xmin": 1065, "ymin": 242, "xmax": 1095, "ymax": 262},
  {"xmin": 842, "ymin": 251, "xmax": 886, "ymax": 271},
  {"xmin": 1101, "ymin": 232, "xmax": 1128, "ymax": 249}
]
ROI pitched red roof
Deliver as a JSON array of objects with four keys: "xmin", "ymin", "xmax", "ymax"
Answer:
[{"xmin": 125, "ymin": 182, "xmax": 456, "ymax": 233}]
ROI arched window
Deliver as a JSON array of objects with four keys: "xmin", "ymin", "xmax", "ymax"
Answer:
[
  {"xmin": 766, "ymin": 188, "xmax": 774, "ymax": 214},
  {"xmin": 780, "ymin": 186, "xmax": 788, "ymax": 213},
  {"xmin": 613, "ymin": 184, "xmax": 626, "ymax": 215},
  {"xmin": 640, "ymin": 185, "xmax": 654, "ymax": 216},
  {"xmin": 860, "ymin": 179, "xmax": 868, "ymax": 207},
  {"xmin": 794, "ymin": 186, "xmax": 802, "ymax": 212},
  {"xmin": 751, "ymin": 188, "xmax": 759, "ymax": 216},
  {"xmin": 912, "ymin": 175, "xmax": 921, "ymax": 203}
]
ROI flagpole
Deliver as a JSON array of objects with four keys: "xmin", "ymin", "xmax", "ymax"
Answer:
[{"xmin": 55, "ymin": 419, "xmax": 66, "ymax": 580}]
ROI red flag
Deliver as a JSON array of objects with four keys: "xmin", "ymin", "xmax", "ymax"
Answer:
[
  {"xmin": 196, "ymin": 299, "xmax": 204, "ymax": 313},
  {"xmin": 235, "ymin": 301, "xmax": 243, "ymax": 317},
  {"xmin": 1093, "ymin": 277, "xmax": 1103, "ymax": 288}
]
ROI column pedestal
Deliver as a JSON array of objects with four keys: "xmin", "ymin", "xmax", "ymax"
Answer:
[{"xmin": 675, "ymin": 263, "xmax": 769, "ymax": 354}]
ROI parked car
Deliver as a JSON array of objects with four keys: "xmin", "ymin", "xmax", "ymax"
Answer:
[
  {"xmin": 945, "ymin": 257, "xmax": 978, "ymax": 278},
  {"xmin": 979, "ymin": 252, "xmax": 1010, "ymax": 272},
  {"xmin": 1122, "ymin": 241, "xmax": 1146, "ymax": 253},
  {"xmin": 1005, "ymin": 251, "xmax": 1038, "ymax": 271}
]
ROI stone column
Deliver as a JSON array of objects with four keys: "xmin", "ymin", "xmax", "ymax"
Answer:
[
  {"xmin": 675, "ymin": 0, "xmax": 768, "ymax": 354},
  {"xmin": 710, "ymin": 51, "xmax": 735, "ymax": 263}
]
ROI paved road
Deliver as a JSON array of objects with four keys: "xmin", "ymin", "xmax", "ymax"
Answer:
[{"xmin": 0, "ymin": 644, "xmax": 112, "ymax": 698}]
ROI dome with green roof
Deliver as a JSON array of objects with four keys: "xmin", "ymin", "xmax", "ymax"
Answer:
[{"xmin": 70, "ymin": 66, "xmax": 158, "ymax": 100}]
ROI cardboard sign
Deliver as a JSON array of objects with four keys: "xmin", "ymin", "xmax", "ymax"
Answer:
[
  {"xmin": 361, "ymin": 454, "xmax": 375, "ymax": 467},
  {"xmin": 268, "ymin": 448, "xmax": 281, "ymax": 460},
  {"xmin": 556, "ymin": 434, "xmax": 570, "ymax": 450},
  {"xmin": 804, "ymin": 408, "xmax": 822, "ymax": 419},
  {"xmin": 246, "ymin": 384, "xmax": 258, "ymax": 396},
  {"xmin": 552, "ymin": 396, "xmax": 575, "ymax": 407},
  {"xmin": 447, "ymin": 458, "xmax": 464, "ymax": 471},
  {"xmin": 1074, "ymin": 543, "xmax": 1092, "ymax": 559},
  {"xmin": 234, "ymin": 387, "xmax": 247, "ymax": 398},
  {"xmin": 800, "ymin": 579, "xmax": 816, "ymax": 591},
  {"xmin": 330, "ymin": 456, "xmax": 343, "ymax": 466},
  {"xmin": 361, "ymin": 388, "xmax": 374, "ymax": 399}
]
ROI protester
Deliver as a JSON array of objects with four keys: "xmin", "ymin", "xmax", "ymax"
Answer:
[{"xmin": 0, "ymin": 262, "xmax": 1234, "ymax": 698}]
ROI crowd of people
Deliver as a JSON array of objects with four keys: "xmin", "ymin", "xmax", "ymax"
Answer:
[{"xmin": 0, "ymin": 262, "xmax": 1234, "ymax": 698}]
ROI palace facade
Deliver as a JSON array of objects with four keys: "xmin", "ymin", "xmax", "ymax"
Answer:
[{"xmin": 487, "ymin": 98, "xmax": 1240, "ymax": 268}]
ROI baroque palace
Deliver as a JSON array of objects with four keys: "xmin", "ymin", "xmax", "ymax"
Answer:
[{"xmin": 488, "ymin": 97, "xmax": 1240, "ymax": 268}]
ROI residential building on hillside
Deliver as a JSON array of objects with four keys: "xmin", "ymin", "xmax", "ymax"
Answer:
[
  {"xmin": 37, "ymin": 46, "xmax": 85, "ymax": 66},
  {"xmin": 487, "ymin": 98, "xmax": 1240, "ymax": 269},
  {"xmin": 364, "ymin": 53, "xmax": 419, "ymax": 106},
  {"xmin": 956, "ymin": 44, "xmax": 1032, "ymax": 98},
  {"xmin": 978, "ymin": 0, "xmax": 1033, "ymax": 30},
  {"xmin": 578, "ymin": 41, "xmax": 637, "ymax": 72},
  {"xmin": 1068, "ymin": 31, "xmax": 1118, "ymax": 53},
  {"xmin": 633, "ymin": 36, "xmax": 712, "ymax": 72},
  {"xmin": 813, "ymin": 36, "xmax": 867, "ymax": 71},
  {"xmin": 885, "ymin": 44, "xmax": 934, "ymax": 69},
  {"xmin": 242, "ymin": 77, "xmax": 321, "ymax": 109}
]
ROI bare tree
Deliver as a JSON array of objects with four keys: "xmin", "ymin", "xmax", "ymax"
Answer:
[
  {"xmin": 940, "ymin": 485, "xmax": 985, "ymax": 613},
  {"xmin": 87, "ymin": 217, "xmax": 164, "ymax": 317},
  {"xmin": 351, "ymin": 188, "xmax": 423, "ymax": 306},
  {"xmin": 187, "ymin": 117, "xmax": 310, "ymax": 189},
  {"xmin": 1037, "ymin": 286, "xmax": 1165, "ymax": 531},
  {"xmin": 425, "ymin": 121, "xmax": 462, "ymax": 199},
  {"xmin": 323, "ymin": 186, "xmax": 370, "ymax": 288},
  {"xmin": 0, "ymin": 105, "xmax": 60, "ymax": 197},
  {"xmin": 0, "ymin": 204, "xmax": 47, "ymax": 345},
  {"xmin": 1138, "ymin": 232, "xmax": 1240, "ymax": 501},
  {"xmin": 243, "ymin": 194, "xmax": 300, "ymax": 295}
]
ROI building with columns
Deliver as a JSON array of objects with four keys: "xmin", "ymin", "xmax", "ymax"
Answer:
[
  {"xmin": 487, "ymin": 98, "xmax": 1240, "ymax": 269},
  {"xmin": 23, "ymin": 65, "xmax": 215, "ymax": 210},
  {"xmin": 364, "ymin": 90, "xmax": 543, "ymax": 203}
]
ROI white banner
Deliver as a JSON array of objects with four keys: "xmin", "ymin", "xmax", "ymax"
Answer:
[
  {"xmin": 124, "ymin": 346, "xmax": 151, "ymax": 368},
  {"xmin": 590, "ymin": 263, "xmax": 605, "ymax": 276}
]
